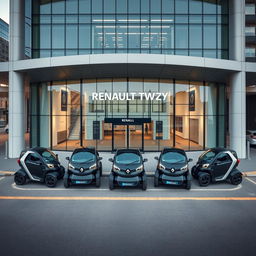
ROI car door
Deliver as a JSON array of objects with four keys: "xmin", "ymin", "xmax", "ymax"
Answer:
[
  {"xmin": 212, "ymin": 153, "xmax": 233, "ymax": 180},
  {"xmin": 25, "ymin": 153, "xmax": 45, "ymax": 179}
]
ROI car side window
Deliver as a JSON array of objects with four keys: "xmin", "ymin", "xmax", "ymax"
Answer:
[
  {"xmin": 27, "ymin": 153, "xmax": 40, "ymax": 162},
  {"xmin": 216, "ymin": 153, "xmax": 232, "ymax": 163},
  {"xmin": 246, "ymin": 131, "xmax": 250, "ymax": 135}
]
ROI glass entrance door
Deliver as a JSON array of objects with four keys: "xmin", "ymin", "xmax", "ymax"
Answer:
[
  {"xmin": 129, "ymin": 125, "xmax": 143, "ymax": 150},
  {"xmin": 113, "ymin": 125, "xmax": 127, "ymax": 149},
  {"xmin": 113, "ymin": 124, "xmax": 143, "ymax": 151}
]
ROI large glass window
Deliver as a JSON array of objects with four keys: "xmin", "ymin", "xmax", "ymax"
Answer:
[
  {"xmin": 31, "ymin": 0, "xmax": 229, "ymax": 59},
  {"xmin": 31, "ymin": 78, "xmax": 226, "ymax": 151}
]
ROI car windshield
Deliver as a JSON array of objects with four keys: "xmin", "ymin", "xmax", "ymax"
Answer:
[
  {"xmin": 40, "ymin": 150, "xmax": 57, "ymax": 162},
  {"xmin": 115, "ymin": 153, "xmax": 141, "ymax": 165},
  {"xmin": 161, "ymin": 152, "xmax": 186, "ymax": 164},
  {"xmin": 71, "ymin": 152, "xmax": 95, "ymax": 164},
  {"xmin": 199, "ymin": 151, "xmax": 217, "ymax": 162}
]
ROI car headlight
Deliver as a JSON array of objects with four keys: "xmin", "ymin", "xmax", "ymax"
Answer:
[
  {"xmin": 158, "ymin": 163, "xmax": 165, "ymax": 171},
  {"xmin": 68, "ymin": 163, "xmax": 75, "ymax": 170},
  {"xmin": 136, "ymin": 165, "xmax": 143, "ymax": 172},
  {"xmin": 202, "ymin": 163, "xmax": 210, "ymax": 169},
  {"xmin": 89, "ymin": 163, "xmax": 97, "ymax": 170},
  {"xmin": 181, "ymin": 165, "xmax": 188, "ymax": 171},
  {"xmin": 47, "ymin": 164, "xmax": 54, "ymax": 169},
  {"xmin": 113, "ymin": 165, "xmax": 120, "ymax": 172}
]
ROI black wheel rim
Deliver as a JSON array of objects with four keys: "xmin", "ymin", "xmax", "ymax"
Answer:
[
  {"xmin": 15, "ymin": 175, "xmax": 24, "ymax": 184},
  {"xmin": 233, "ymin": 175, "xmax": 242, "ymax": 184},
  {"xmin": 201, "ymin": 175, "xmax": 210, "ymax": 185},
  {"xmin": 46, "ymin": 176, "xmax": 56, "ymax": 186}
]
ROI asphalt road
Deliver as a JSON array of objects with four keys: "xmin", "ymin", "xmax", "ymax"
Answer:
[{"xmin": 0, "ymin": 176, "xmax": 256, "ymax": 256}]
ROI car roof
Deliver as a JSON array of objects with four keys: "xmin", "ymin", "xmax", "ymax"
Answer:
[
  {"xmin": 207, "ymin": 148, "xmax": 236, "ymax": 154},
  {"xmin": 72, "ymin": 147, "xmax": 97, "ymax": 155},
  {"xmin": 161, "ymin": 147, "xmax": 186, "ymax": 156},
  {"xmin": 116, "ymin": 148, "xmax": 141, "ymax": 155},
  {"xmin": 31, "ymin": 147, "xmax": 49, "ymax": 153}
]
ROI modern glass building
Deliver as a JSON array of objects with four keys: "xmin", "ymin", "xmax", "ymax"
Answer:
[{"xmin": 0, "ymin": 0, "xmax": 254, "ymax": 158}]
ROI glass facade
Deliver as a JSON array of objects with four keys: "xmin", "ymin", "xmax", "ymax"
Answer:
[
  {"xmin": 30, "ymin": 0, "xmax": 229, "ymax": 59},
  {"xmin": 30, "ymin": 78, "xmax": 226, "ymax": 151}
]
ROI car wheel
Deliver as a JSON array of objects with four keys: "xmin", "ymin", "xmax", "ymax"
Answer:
[
  {"xmin": 198, "ymin": 172, "xmax": 211, "ymax": 187},
  {"xmin": 109, "ymin": 173, "xmax": 114, "ymax": 190},
  {"xmin": 100, "ymin": 165, "xmax": 103, "ymax": 176},
  {"xmin": 154, "ymin": 171, "xmax": 159, "ymax": 187},
  {"xmin": 95, "ymin": 171, "xmax": 101, "ymax": 188},
  {"xmin": 45, "ymin": 174, "xmax": 57, "ymax": 187},
  {"xmin": 64, "ymin": 177, "xmax": 70, "ymax": 188},
  {"xmin": 58, "ymin": 166, "xmax": 65, "ymax": 180},
  {"xmin": 185, "ymin": 179, "xmax": 191, "ymax": 190},
  {"xmin": 230, "ymin": 173, "xmax": 242, "ymax": 185},
  {"xmin": 191, "ymin": 166, "xmax": 197, "ymax": 179},
  {"xmin": 14, "ymin": 173, "xmax": 26, "ymax": 185},
  {"xmin": 142, "ymin": 174, "xmax": 147, "ymax": 191}
]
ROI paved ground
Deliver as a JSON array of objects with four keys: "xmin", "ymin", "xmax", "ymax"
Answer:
[
  {"xmin": 0, "ymin": 175, "xmax": 256, "ymax": 256},
  {"xmin": 1, "ymin": 130, "xmax": 256, "ymax": 256}
]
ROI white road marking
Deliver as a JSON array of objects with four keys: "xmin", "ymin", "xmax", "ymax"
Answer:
[
  {"xmin": 246, "ymin": 177, "xmax": 256, "ymax": 185},
  {"xmin": 0, "ymin": 177, "xmax": 5, "ymax": 182},
  {"xmin": 12, "ymin": 183, "xmax": 242, "ymax": 192}
]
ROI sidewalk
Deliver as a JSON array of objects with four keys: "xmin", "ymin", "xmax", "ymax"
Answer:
[{"xmin": 0, "ymin": 132, "xmax": 256, "ymax": 175}]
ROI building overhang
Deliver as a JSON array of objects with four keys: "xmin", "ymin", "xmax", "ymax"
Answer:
[{"xmin": 1, "ymin": 54, "xmax": 256, "ymax": 85}]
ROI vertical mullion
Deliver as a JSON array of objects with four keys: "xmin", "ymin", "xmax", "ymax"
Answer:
[
  {"xmin": 80, "ymin": 79, "xmax": 83, "ymax": 147},
  {"xmin": 173, "ymin": 78, "xmax": 176, "ymax": 147},
  {"xmin": 203, "ymin": 81, "xmax": 206, "ymax": 150}
]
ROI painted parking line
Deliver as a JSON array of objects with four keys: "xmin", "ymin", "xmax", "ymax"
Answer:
[
  {"xmin": 0, "ymin": 177, "xmax": 5, "ymax": 182},
  {"xmin": 11, "ymin": 183, "xmax": 242, "ymax": 192},
  {"xmin": 243, "ymin": 171, "xmax": 256, "ymax": 177},
  {"xmin": 0, "ymin": 196, "xmax": 255, "ymax": 201},
  {"xmin": 0, "ymin": 171, "xmax": 14, "ymax": 176},
  {"xmin": 246, "ymin": 177, "xmax": 256, "ymax": 185}
]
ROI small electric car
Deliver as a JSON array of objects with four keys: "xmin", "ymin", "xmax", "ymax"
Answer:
[
  {"xmin": 108, "ymin": 149, "xmax": 147, "ymax": 190},
  {"xmin": 191, "ymin": 148, "xmax": 242, "ymax": 187},
  {"xmin": 64, "ymin": 147, "xmax": 102, "ymax": 188},
  {"xmin": 154, "ymin": 148, "xmax": 192, "ymax": 190},
  {"xmin": 14, "ymin": 147, "xmax": 65, "ymax": 187}
]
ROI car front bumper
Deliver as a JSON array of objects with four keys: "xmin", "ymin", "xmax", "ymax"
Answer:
[
  {"xmin": 160, "ymin": 174, "xmax": 187, "ymax": 186},
  {"xmin": 115, "ymin": 176, "xmax": 141, "ymax": 187},
  {"xmin": 68, "ymin": 174, "xmax": 96, "ymax": 185}
]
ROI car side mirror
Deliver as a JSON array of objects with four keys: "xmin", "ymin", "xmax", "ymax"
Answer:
[
  {"xmin": 154, "ymin": 156, "xmax": 159, "ymax": 161},
  {"xmin": 143, "ymin": 158, "xmax": 148, "ymax": 162},
  {"xmin": 99, "ymin": 157, "xmax": 103, "ymax": 161},
  {"xmin": 65, "ymin": 157, "xmax": 70, "ymax": 161},
  {"xmin": 108, "ymin": 158, "xmax": 114, "ymax": 162},
  {"xmin": 188, "ymin": 158, "xmax": 193, "ymax": 162}
]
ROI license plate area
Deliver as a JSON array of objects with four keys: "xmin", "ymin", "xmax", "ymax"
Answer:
[
  {"xmin": 74, "ymin": 180, "xmax": 90, "ymax": 184},
  {"xmin": 165, "ymin": 180, "xmax": 180, "ymax": 185}
]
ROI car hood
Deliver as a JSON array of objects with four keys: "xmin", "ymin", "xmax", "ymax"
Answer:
[
  {"xmin": 70, "ymin": 161, "xmax": 96, "ymax": 169},
  {"xmin": 114, "ymin": 162, "xmax": 142, "ymax": 170},
  {"xmin": 160, "ymin": 161, "xmax": 187, "ymax": 169}
]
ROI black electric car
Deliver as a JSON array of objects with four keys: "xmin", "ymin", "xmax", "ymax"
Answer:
[
  {"xmin": 154, "ymin": 148, "xmax": 192, "ymax": 189},
  {"xmin": 64, "ymin": 147, "xmax": 102, "ymax": 188},
  {"xmin": 14, "ymin": 147, "xmax": 65, "ymax": 187},
  {"xmin": 108, "ymin": 149, "xmax": 147, "ymax": 190},
  {"xmin": 191, "ymin": 148, "xmax": 242, "ymax": 186}
]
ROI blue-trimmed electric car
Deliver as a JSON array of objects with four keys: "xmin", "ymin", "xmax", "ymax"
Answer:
[
  {"xmin": 154, "ymin": 148, "xmax": 192, "ymax": 190},
  {"xmin": 64, "ymin": 147, "xmax": 102, "ymax": 188},
  {"xmin": 191, "ymin": 148, "xmax": 242, "ymax": 186},
  {"xmin": 108, "ymin": 149, "xmax": 147, "ymax": 190},
  {"xmin": 14, "ymin": 147, "xmax": 65, "ymax": 187}
]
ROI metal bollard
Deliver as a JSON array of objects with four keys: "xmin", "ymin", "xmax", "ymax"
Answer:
[
  {"xmin": 247, "ymin": 140, "xmax": 251, "ymax": 160},
  {"xmin": 5, "ymin": 140, "xmax": 8, "ymax": 159}
]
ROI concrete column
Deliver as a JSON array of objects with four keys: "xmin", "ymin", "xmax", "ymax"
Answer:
[
  {"xmin": 229, "ymin": 71, "xmax": 246, "ymax": 159},
  {"xmin": 8, "ymin": 0, "xmax": 25, "ymax": 158},
  {"xmin": 229, "ymin": 0, "xmax": 245, "ymax": 61}
]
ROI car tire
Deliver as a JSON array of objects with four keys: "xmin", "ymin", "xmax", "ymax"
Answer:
[
  {"xmin": 45, "ymin": 174, "xmax": 58, "ymax": 187},
  {"xmin": 191, "ymin": 166, "xmax": 197, "ymax": 179},
  {"xmin": 64, "ymin": 177, "xmax": 70, "ymax": 188},
  {"xmin": 198, "ymin": 172, "xmax": 211, "ymax": 187},
  {"xmin": 230, "ymin": 173, "xmax": 242, "ymax": 185},
  {"xmin": 14, "ymin": 172, "xmax": 26, "ymax": 185},
  {"xmin": 154, "ymin": 171, "xmax": 159, "ymax": 187},
  {"xmin": 142, "ymin": 173, "xmax": 147, "ymax": 191},
  {"xmin": 58, "ymin": 166, "xmax": 65, "ymax": 180},
  {"xmin": 100, "ymin": 164, "xmax": 103, "ymax": 176},
  {"xmin": 95, "ymin": 171, "xmax": 101, "ymax": 188},
  {"xmin": 109, "ymin": 173, "xmax": 114, "ymax": 190},
  {"xmin": 185, "ymin": 179, "xmax": 191, "ymax": 190}
]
